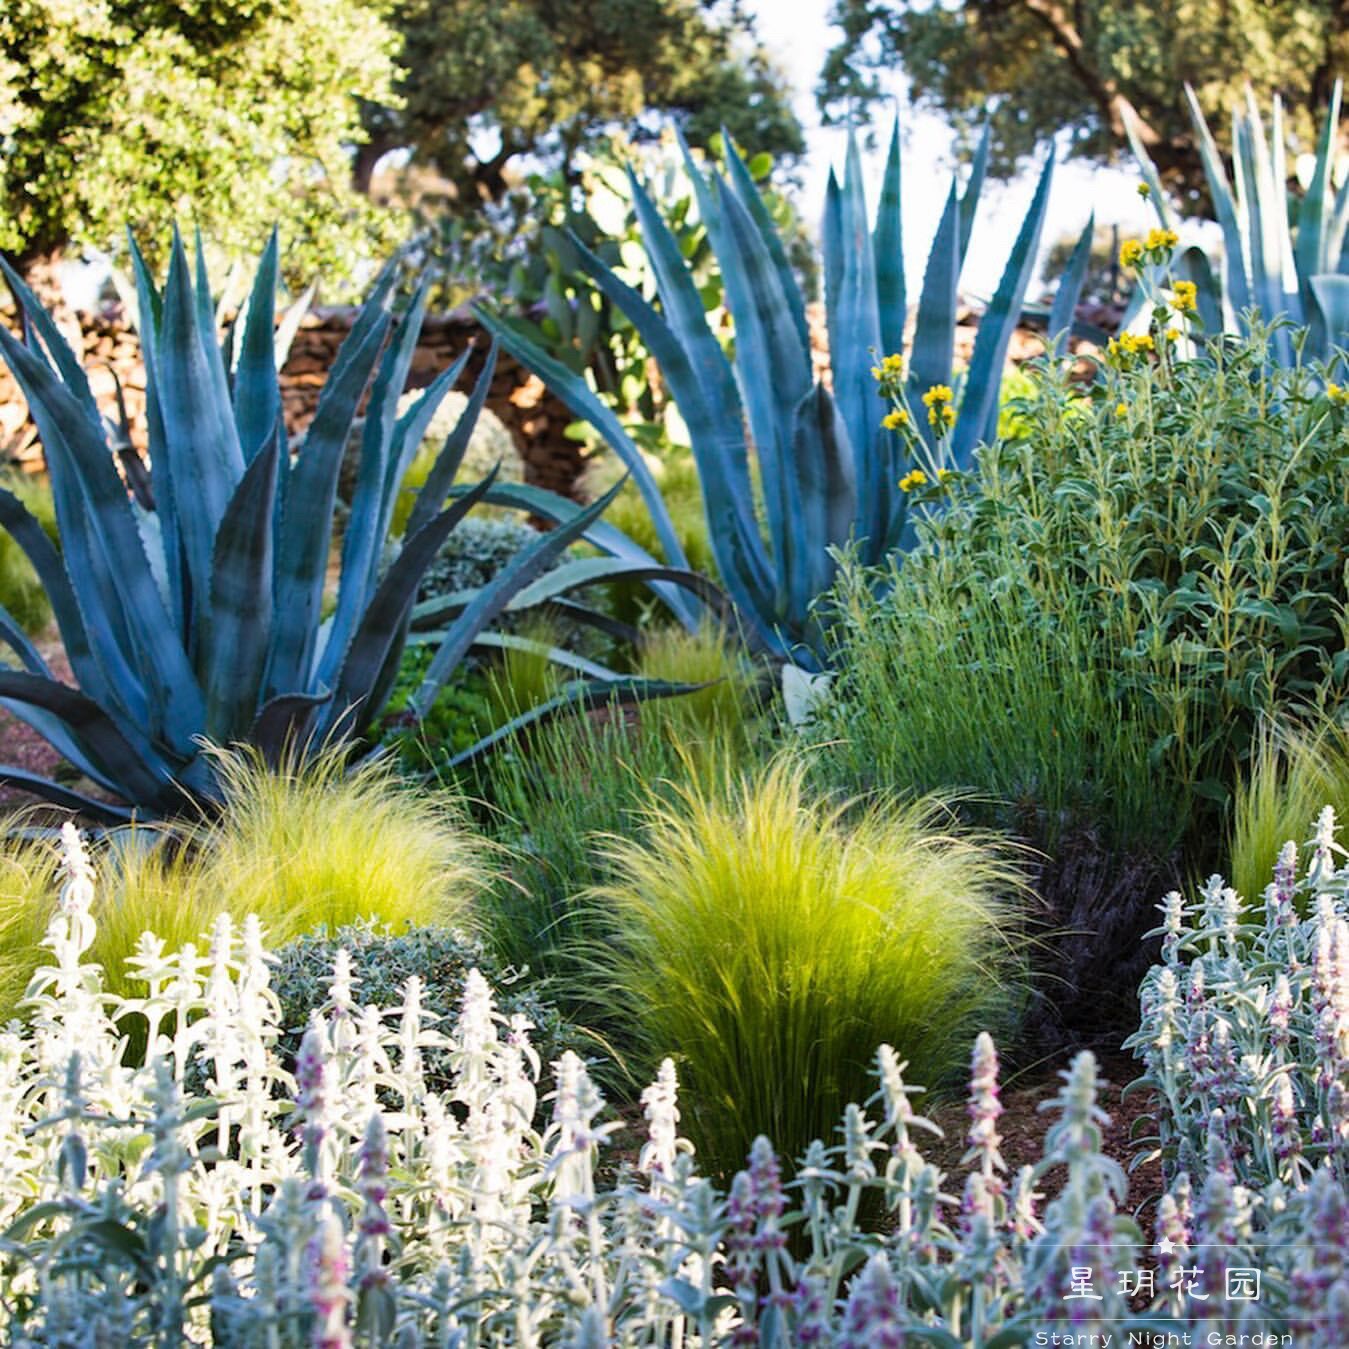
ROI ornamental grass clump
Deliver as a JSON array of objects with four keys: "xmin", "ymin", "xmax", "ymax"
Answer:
[
  {"xmin": 590, "ymin": 758, "xmax": 1025, "ymax": 1178},
  {"xmin": 0, "ymin": 744, "xmax": 491, "ymax": 1019},
  {"xmin": 3, "ymin": 825, "xmax": 1344, "ymax": 1344}
]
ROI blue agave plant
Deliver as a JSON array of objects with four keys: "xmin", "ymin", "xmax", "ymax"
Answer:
[
  {"xmin": 0, "ymin": 232, "xmax": 709, "ymax": 819},
  {"xmin": 1124, "ymin": 81, "xmax": 1349, "ymax": 365},
  {"xmin": 480, "ymin": 122, "xmax": 1092, "ymax": 668}
]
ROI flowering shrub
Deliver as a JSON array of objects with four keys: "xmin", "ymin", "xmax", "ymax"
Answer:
[
  {"xmin": 1, "ymin": 825, "xmax": 1344, "ymax": 1344},
  {"xmin": 1130, "ymin": 805, "xmax": 1349, "ymax": 1192}
]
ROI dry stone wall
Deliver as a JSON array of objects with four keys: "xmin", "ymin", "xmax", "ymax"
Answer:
[{"xmin": 0, "ymin": 307, "xmax": 586, "ymax": 498}]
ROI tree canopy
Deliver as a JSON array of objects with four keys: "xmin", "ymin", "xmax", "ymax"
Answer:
[
  {"xmin": 0, "ymin": 0, "xmax": 399, "ymax": 280},
  {"xmin": 818, "ymin": 0, "xmax": 1348, "ymax": 200},
  {"xmin": 358, "ymin": 0, "xmax": 805, "ymax": 204}
]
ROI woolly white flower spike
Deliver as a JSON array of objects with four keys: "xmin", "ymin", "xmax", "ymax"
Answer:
[
  {"xmin": 1309, "ymin": 804, "xmax": 1345, "ymax": 890},
  {"xmin": 639, "ymin": 1058, "xmax": 682, "ymax": 1181}
]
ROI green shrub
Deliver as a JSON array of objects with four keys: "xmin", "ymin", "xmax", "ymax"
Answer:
[
  {"xmin": 0, "ymin": 471, "xmax": 55, "ymax": 634},
  {"xmin": 589, "ymin": 757, "xmax": 1024, "ymax": 1178},
  {"xmin": 414, "ymin": 516, "xmax": 539, "ymax": 602},
  {"xmin": 817, "ymin": 328, "xmax": 1349, "ymax": 1031},
  {"xmin": 269, "ymin": 919, "xmax": 578, "ymax": 1083}
]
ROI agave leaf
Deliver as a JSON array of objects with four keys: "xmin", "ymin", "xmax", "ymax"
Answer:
[
  {"xmin": 126, "ymin": 232, "xmax": 186, "ymax": 631},
  {"xmin": 782, "ymin": 385, "xmax": 856, "ymax": 621},
  {"xmin": 827, "ymin": 135, "xmax": 883, "ymax": 547},
  {"xmin": 1308, "ymin": 275, "xmax": 1349, "ymax": 358},
  {"xmin": 720, "ymin": 131, "xmax": 810, "ymax": 354},
  {"xmin": 0, "ymin": 260, "xmax": 102, "ymax": 436},
  {"xmin": 233, "ymin": 229, "xmax": 282, "ymax": 464},
  {"xmin": 326, "ymin": 470, "xmax": 501, "ymax": 738},
  {"xmin": 1048, "ymin": 212, "xmax": 1094, "ymax": 352},
  {"xmin": 460, "ymin": 631, "xmax": 625, "ymax": 681},
  {"xmin": 319, "ymin": 286, "xmax": 434, "ymax": 682},
  {"xmin": 907, "ymin": 182, "xmax": 961, "ymax": 452},
  {"xmin": 874, "ymin": 117, "xmax": 907, "ymax": 361},
  {"xmin": 411, "ymin": 478, "xmax": 628, "ymax": 718},
  {"xmin": 1120, "ymin": 101, "xmax": 1180, "ymax": 231},
  {"xmin": 952, "ymin": 150, "xmax": 1055, "ymax": 463},
  {"xmin": 248, "ymin": 689, "xmax": 332, "ymax": 764},
  {"xmin": 443, "ymin": 676, "xmax": 708, "ymax": 770},
  {"xmin": 390, "ymin": 350, "xmax": 472, "ymax": 535},
  {"xmin": 1184, "ymin": 85, "xmax": 1251, "ymax": 318},
  {"xmin": 1173, "ymin": 246, "xmax": 1224, "ymax": 338},
  {"xmin": 956, "ymin": 124, "xmax": 992, "ymax": 265},
  {"xmin": 274, "ymin": 279, "xmax": 318, "ymax": 371},
  {"xmin": 412, "ymin": 557, "xmax": 727, "ymax": 627},
  {"xmin": 0, "ymin": 487, "xmax": 119, "ymax": 711},
  {"xmin": 192, "ymin": 229, "xmax": 241, "ymax": 457},
  {"xmin": 562, "ymin": 221, "xmax": 768, "ymax": 597},
  {"xmin": 202, "ymin": 429, "xmax": 281, "ymax": 739},
  {"xmin": 0, "ymin": 325, "xmax": 205, "ymax": 751},
  {"xmin": 0, "ymin": 671, "xmax": 179, "ymax": 809},
  {"xmin": 0, "ymin": 766, "xmax": 133, "ymax": 823},
  {"xmin": 475, "ymin": 307, "xmax": 689, "ymax": 576},
  {"xmin": 265, "ymin": 291, "xmax": 394, "ymax": 698},
  {"xmin": 1296, "ymin": 80, "xmax": 1342, "ymax": 310},
  {"xmin": 714, "ymin": 172, "xmax": 815, "ymax": 573},
  {"xmin": 159, "ymin": 233, "xmax": 246, "ymax": 620}
]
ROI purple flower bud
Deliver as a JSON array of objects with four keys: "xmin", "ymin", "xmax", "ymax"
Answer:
[{"xmin": 839, "ymin": 1254, "xmax": 906, "ymax": 1348}]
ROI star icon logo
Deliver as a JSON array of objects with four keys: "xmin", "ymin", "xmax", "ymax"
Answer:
[{"xmin": 1157, "ymin": 1237, "xmax": 1176, "ymax": 1256}]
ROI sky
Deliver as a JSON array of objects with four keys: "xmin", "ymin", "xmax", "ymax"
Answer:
[{"xmin": 743, "ymin": 0, "xmax": 1163, "ymax": 296}]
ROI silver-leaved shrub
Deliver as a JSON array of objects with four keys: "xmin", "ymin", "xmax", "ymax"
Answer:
[{"xmin": 0, "ymin": 824, "xmax": 1344, "ymax": 1344}]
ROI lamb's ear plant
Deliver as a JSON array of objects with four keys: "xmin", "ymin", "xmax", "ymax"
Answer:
[
  {"xmin": 481, "ymin": 120, "xmax": 1093, "ymax": 668},
  {"xmin": 0, "ymin": 230, "xmax": 714, "ymax": 818},
  {"xmin": 2, "ymin": 824, "xmax": 1343, "ymax": 1345}
]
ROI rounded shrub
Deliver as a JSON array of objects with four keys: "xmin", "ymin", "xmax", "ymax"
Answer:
[{"xmin": 590, "ymin": 757, "xmax": 1024, "ymax": 1178}]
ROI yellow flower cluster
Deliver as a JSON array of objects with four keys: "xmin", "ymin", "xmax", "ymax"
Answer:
[
  {"xmin": 1328, "ymin": 382, "xmax": 1348, "ymax": 404},
  {"xmin": 922, "ymin": 384, "xmax": 955, "ymax": 429},
  {"xmin": 871, "ymin": 352, "xmax": 905, "ymax": 381},
  {"xmin": 899, "ymin": 468, "xmax": 928, "ymax": 492},
  {"xmin": 1107, "ymin": 332, "xmax": 1155, "ymax": 359},
  {"xmin": 882, "ymin": 409, "xmax": 908, "ymax": 431},
  {"xmin": 1119, "ymin": 228, "xmax": 1180, "ymax": 272},
  {"xmin": 1171, "ymin": 280, "xmax": 1198, "ymax": 313},
  {"xmin": 1137, "ymin": 182, "xmax": 1151, "ymax": 199},
  {"xmin": 1115, "ymin": 402, "xmax": 1128, "ymax": 419}
]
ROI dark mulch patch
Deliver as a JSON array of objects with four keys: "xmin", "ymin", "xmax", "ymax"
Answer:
[{"xmin": 0, "ymin": 636, "xmax": 69, "ymax": 812}]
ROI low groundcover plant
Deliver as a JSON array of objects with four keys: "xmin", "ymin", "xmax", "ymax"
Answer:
[{"xmin": 0, "ymin": 824, "xmax": 1342, "ymax": 1343}]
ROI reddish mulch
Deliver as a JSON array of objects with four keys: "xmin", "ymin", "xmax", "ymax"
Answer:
[{"xmin": 0, "ymin": 635, "xmax": 67, "ymax": 806}]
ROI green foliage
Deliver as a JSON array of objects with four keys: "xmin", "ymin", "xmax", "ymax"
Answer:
[
  {"xmin": 0, "ymin": 744, "xmax": 493, "ymax": 1017},
  {"xmin": 819, "ymin": 0, "xmax": 1346, "ymax": 198},
  {"xmin": 0, "ymin": 0, "xmax": 399, "ymax": 283},
  {"xmin": 484, "ymin": 122, "xmax": 1085, "ymax": 666},
  {"xmin": 363, "ymin": 0, "xmax": 803, "ymax": 223},
  {"xmin": 0, "ymin": 471, "xmax": 55, "ymax": 634},
  {"xmin": 822, "ymin": 327, "xmax": 1349, "ymax": 863},
  {"xmin": 1127, "ymin": 82, "xmax": 1349, "ymax": 365},
  {"xmin": 475, "ymin": 668, "xmax": 765, "ymax": 993},
  {"xmin": 589, "ymin": 757, "xmax": 1023, "ymax": 1178},
  {"xmin": 0, "ymin": 236, "xmax": 669, "ymax": 817}
]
